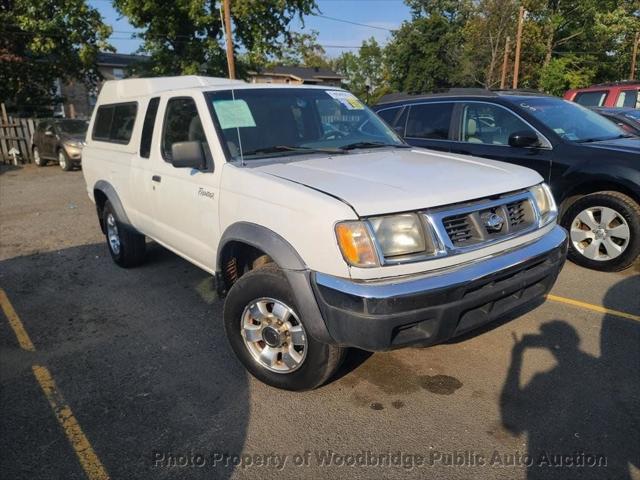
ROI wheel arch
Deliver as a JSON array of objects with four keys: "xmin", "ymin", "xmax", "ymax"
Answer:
[
  {"xmin": 557, "ymin": 178, "xmax": 640, "ymax": 220},
  {"xmin": 217, "ymin": 222, "xmax": 334, "ymax": 344},
  {"xmin": 93, "ymin": 180, "xmax": 135, "ymax": 234}
]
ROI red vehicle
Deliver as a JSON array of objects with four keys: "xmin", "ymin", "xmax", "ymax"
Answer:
[{"xmin": 564, "ymin": 81, "xmax": 640, "ymax": 108}]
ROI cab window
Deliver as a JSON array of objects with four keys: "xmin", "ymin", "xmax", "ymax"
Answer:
[
  {"xmin": 459, "ymin": 103, "xmax": 530, "ymax": 145},
  {"xmin": 574, "ymin": 91, "xmax": 607, "ymax": 107},
  {"xmin": 161, "ymin": 97, "xmax": 206, "ymax": 161},
  {"xmin": 615, "ymin": 90, "xmax": 639, "ymax": 108}
]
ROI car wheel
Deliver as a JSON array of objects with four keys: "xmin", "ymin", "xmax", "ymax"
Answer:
[
  {"xmin": 223, "ymin": 263, "xmax": 345, "ymax": 391},
  {"xmin": 103, "ymin": 201, "xmax": 146, "ymax": 268},
  {"xmin": 562, "ymin": 191, "xmax": 640, "ymax": 271},
  {"xmin": 33, "ymin": 147, "xmax": 47, "ymax": 166},
  {"xmin": 58, "ymin": 149, "xmax": 72, "ymax": 171}
]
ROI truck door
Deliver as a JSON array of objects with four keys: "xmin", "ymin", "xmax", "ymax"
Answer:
[{"xmin": 147, "ymin": 94, "xmax": 222, "ymax": 271}]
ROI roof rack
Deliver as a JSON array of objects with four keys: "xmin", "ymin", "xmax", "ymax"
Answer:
[{"xmin": 376, "ymin": 87, "xmax": 546, "ymax": 104}]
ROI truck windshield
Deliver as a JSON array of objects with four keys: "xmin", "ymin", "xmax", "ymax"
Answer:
[
  {"xmin": 206, "ymin": 88, "xmax": 406, "ymax": 161},
  {"xmin": 517, "ymin": 97, "xmax": 627, "ymax": 143}
]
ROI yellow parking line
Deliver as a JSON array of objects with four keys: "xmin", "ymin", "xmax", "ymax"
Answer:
[
  {"xmin": 33, "ymin": 365, "xmax": 110, "ymax": 480},
  {"xmin": 0, "ymin": 288, "xmax": 109, "ymax": 480},
  {"xmin": 0, "ymin": 288, "xmax": 35, "ymax": 351},
  {"xmin": 547, "ymin": 294, "xmax": 640, "ymax": 322}
]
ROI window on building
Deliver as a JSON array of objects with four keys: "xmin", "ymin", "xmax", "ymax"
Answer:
[{"xmin": 112, "ymin": 68, "xmax": 125, "ymax": 80}]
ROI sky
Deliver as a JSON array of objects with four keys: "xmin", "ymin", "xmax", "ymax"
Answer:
[{"xmin": 87, "ymin": 0, "xmax": 412, "ymax": 58}]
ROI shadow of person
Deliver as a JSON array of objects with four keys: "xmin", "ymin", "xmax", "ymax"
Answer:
[{"xmin": 500, "ymin": 310, "xmax": 639, "ymax": 479}]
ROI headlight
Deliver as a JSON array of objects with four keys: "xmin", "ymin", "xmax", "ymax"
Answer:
[
  {"xmin": 530, "ymin": 183, "xmax": 557, "ymax": 225},
  {"xmin": 66, "ymin": 140, "xmax": 83, "ymax": 148},
  {"xmin": 368, "ymin": 213, "xmax": 426, "ymax": 257},
  {"xmin": 335, "ymin": 221, "xmax": 379, "ymax": 267}
]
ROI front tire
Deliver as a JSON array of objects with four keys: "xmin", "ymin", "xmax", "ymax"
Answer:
[
  {"xmin": 562, "ymin": 191, "xmax": 640, "ymax": 271},
  {"xmin": 33, "ymin": 147, "xmax": 47, "ymax": 166},
  {"xmin": 102, "ymin": 201, "xmax": 146, "ymax": 268},
  {"xmin": 223, "ymin": 264, "xmax": 345, "ymax": 391},
  {"xmin": 58, "ymin": 149, "xmax": 72, "ymax": 171}
]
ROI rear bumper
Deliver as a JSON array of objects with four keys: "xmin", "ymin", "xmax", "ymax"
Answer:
[{"xmin": 312, "ymin": 225, "xmax": 568, "ymax": 351}]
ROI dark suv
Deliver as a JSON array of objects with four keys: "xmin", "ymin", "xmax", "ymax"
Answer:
[
  {"xmin": 373, "ymin": 90, "xmax": 640, "ymax": 271},
  {"xmin": 32, "ymin": 119, "xmax": 88, "ymax": 171}
]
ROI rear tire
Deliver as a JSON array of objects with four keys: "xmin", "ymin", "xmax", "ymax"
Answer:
[
  {"xmin": 58, "ymin": 149, "xmax": 72, "ymax": 171},
  {"xmin": 561, "ymin": 191, "xmax": 640, "ymax": 271},
  {"xmin": 33, "ymin": 147, "xmax": 47, "ymax": 166},
  {"xmin": 103, "ymin": 201, "xmax": 146, "ymax": 268},
  {"xmin": 223, "ymin": 264, "xmax": 345, "ymax": 391}
]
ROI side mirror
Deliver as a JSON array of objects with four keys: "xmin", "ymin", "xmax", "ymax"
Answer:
[
  {"xmin": 508, "ymin": 130, "xmax": 540, "ymax": 148},
  {"xmin": 171, "ymin": 141, "xmax": 206, "ymax": 169},
  {"xmin": 393, "ymin": 125, "xmax": 405, "ymax": 135}
]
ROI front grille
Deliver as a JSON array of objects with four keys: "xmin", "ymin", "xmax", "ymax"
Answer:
[
  {"xmin": 507, "ymin": 200, "xmax": 526, "ymax": 227},
  {"xmin": 443, "ymin": 214, "xmax": 473, "ymax": 245},
  {"xmin": 433, "ymin": 192, "xmax": 537, "ymax": 249}
]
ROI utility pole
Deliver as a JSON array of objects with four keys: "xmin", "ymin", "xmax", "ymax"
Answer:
[
  {"xmin": 631, "ymin": 31, "xmax": 639, "ymax": 80},
  {"xmin": 222, "ymin": 0, "xmax": 236, "ymax": 79},
  {"xmin": 500, "ymin": 36, "xmax": 511, "ymax": 89},
  {"xmin": 512, "ymin": 6, "xmax": 524, "ymax": 89}
]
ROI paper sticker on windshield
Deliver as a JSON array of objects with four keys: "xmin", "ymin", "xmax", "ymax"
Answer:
[
  {"xmin": 212, "ymin": 99, "xmax": 256, "ymax": 129},
  {"xmin": 326, "ymin": 90, "xmax": 364, "ymax": 110}
]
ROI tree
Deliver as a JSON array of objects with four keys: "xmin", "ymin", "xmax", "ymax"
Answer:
[
  {"xmin": 538, "ymin": 55, "xmax": 595, "ymax": 95},
  {"xmin": 385, "ymin": 15, "xmax": 465, "ymax": 93},
  {"xmin": 0, "ymin": 0, "xmax": 112, "ymax": 116},
  {"xmin": 334, "ymin": 38, "xmax": 388, "ymax": 103},
  {"xmin": 268, "ymin": 30, "xmax": 330, "ymax": 68},
  {"xmin": 113, "ymin": 0, "xmax": 318, "ymax": 77}
]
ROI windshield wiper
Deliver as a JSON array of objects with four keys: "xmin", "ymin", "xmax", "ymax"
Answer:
[
  {"xmin": 241, "ymin": 145, "xmax": 345, "ymax": 156},
  {"xmin": 338, "ymin": 141, "xmax": 410, "ymax": 151}
]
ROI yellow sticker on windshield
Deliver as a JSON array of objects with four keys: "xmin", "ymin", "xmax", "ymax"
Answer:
[
  {"xmin": 326, "ymin": 90, "xmax": 365, "ymax": 110},
  {"xmin": 213, "ymin": 99, "xmax": 256, "ymax": 129}
]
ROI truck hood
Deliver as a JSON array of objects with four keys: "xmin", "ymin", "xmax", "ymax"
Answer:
[{"xmin": 255, "ymin": 148, "xmax": 542, "ymax": 216}]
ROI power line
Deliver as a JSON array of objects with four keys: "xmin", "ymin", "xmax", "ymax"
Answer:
[{"xmin": 310, "ymin": 14, "xmax": 396, "ymax": 31}]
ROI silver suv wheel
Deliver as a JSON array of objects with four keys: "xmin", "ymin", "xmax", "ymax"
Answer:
[
  {"xmin": 240, "ymin": 297, "xmax": 307, "ymax": 373},
  {"xmin": 570, "ymin": 206, "xmax": 630, "ymax": 261},
  {"xmin": 58, "ymin": 150, "xmax": 68, "ymax": 170},
  {"xmin": 106, "ymin": 213, "xmax": 121, "ymax": 255}
]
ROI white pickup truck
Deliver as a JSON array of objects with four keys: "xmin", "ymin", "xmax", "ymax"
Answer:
[{"xmin": 82, "ymin": 76, "xmax": 567, "ymax": 390}]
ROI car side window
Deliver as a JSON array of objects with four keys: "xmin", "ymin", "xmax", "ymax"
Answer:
[
  {"xmin": 615, "ymin": 90, "xmax": 639, "ymax": 108},
  {"xmin": 460, "ymin": 103, "xmax": 531, "ymax": 146},
  {"xmin": 139, "ymin": 97, "xmax": 160, "ymax": 158},
  {"xmin": 405, "ymin": 103, "xmax": 453, "ymax": 140},
  {"xmin": 92, "ymin": 102, "xmax": 137, "ymax": 144},
  {"xmin": 161, "ymin": 97, "xmax": 206, "ymax": 162},
  {"xmin": 377, "ymin": 107, "xmax": 401, "ymax": 125},
  {"xmin": 574, "ymin": 91, "xmax": 607, "ymax": 107}
]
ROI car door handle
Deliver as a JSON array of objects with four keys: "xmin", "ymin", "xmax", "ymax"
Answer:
[{"xmin": 152, "ymin": 175, "xmax": 161, "ymax": 183}]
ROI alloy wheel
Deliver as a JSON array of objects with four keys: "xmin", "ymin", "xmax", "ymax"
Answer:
[{"xmin": 570, "ymin": 206, "xmax": 630, "ymax": 261}]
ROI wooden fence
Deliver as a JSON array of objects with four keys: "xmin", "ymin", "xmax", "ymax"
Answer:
[{"xmin": 0, "ymin": 116, "xmax": 36, "ymax": 164}]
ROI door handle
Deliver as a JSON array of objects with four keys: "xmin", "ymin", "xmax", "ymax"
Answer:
[{"xmin": 152, "ymin": 175, "xmax": 161, "ymax": 183}]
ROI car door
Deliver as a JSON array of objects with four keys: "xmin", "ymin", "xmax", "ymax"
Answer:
[
  {"xmin": 403, "ymin": 102, "xmax": 454, "ymax": 152},
  {"xmin": 42, "ymin": 122, "xmax": 56, "ymax": 157},
  {"xmin": 447, "ymin": 101, "xmax": 554, "ymax": 183},
  {"xmin": 128, "ymin": 97, "xmax": 160, "ymax": 232},
  {"xmin": 148, "ymin": 94, "xmax": 222, "ymax": 271}
]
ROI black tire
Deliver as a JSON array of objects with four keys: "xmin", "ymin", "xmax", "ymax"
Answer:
[
  {"xmin": 58, "ymin": 149, "xmax": 72, "ymax": 171},
  {"xmin": 33, "ymin": 147, "xmax": 47, "ymax": 166},
  {"xmin": 561, "ymin": 191, "xmax": 640, "ymax": 272},
  {"xmin": 223, "ymin": 264, "xmax": 345, "ymax": 391},
  {"xmin": 102, "ymin": 201, "xmax": 146, "ymax": 268}
]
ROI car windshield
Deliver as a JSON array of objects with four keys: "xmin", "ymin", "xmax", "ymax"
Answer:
[
  {"xmin": 205, "ymin": 88, "xmax": 405, "ymax": 161},
  {"xmin": 516, "ymin": 97, "xmax": 628, "ymax": 143},
  {"xmin": 55, "ymin": 120, "xmax": 88, "ymax": 135}
]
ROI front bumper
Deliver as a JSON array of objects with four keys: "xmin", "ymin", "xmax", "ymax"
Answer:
[{"xmin": 312, "ymin": 225, "xmax": 568, "ymax": 351}]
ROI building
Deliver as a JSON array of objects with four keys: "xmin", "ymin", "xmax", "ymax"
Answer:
[
  {"xmin": 59, "ymin": 52, "xmax": 147, "ymax": 118},
  {"xmin": 248, "ymin": 66, "xmax": 344, "ymax": 87}
]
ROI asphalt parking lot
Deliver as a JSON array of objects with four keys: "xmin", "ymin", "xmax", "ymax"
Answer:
[{"xmin": 1, "ymin": 164, "xmax": 639, "ymax": 480}]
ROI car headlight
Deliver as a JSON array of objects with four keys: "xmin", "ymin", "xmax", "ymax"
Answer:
[
  {"xmin": 368, "ymin": 213, "xmax": 427, "ymax": 257},
  {"xmin": 66, "ymin": 140, "xmax": 85, "ymax": 148},
  {"xmin": 336, "ymin": 213, "xmax": 437, "ymax": 267},
  {"xmin": 335, "ymin": 221, "xmax": 379, "ymax": 267},
  {"xmin": 530, "ymin": 183, "xmax": 557, "ymax": 226}
]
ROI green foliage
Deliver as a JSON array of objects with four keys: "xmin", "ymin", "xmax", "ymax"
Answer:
[
  {"xmin": 333, "ymin": 38, "xmax": 388, "ymax": 104},
  {"xmin": 538, "ymin": 56, "xmax": 595, "ymax": 96},
  {"xmin": 112, "ymin": 0, "xmax": 318, "ymax": 77},
  {"xmin": 0, "ymin": 0, "xmax": 112, "ymax": 115}
]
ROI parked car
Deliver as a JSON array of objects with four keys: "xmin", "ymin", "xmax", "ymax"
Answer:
[
  {"xmin": 82, "ymin": 76, "xmax": 567, "ymax": 391},
  {"xmin": 373, "ymin": 90, "xmax": 640, "ymax": 271},
  {"xmin": 564, "ymin": 81, "xmax": 640, "ymax": 108},
  {"xmin": 32, "ymin": 119, "xmax": 88, "ymax": 171},
  {"xmin": 591, "ymin": 107, "xmax": 640, "ymax": 136}
]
